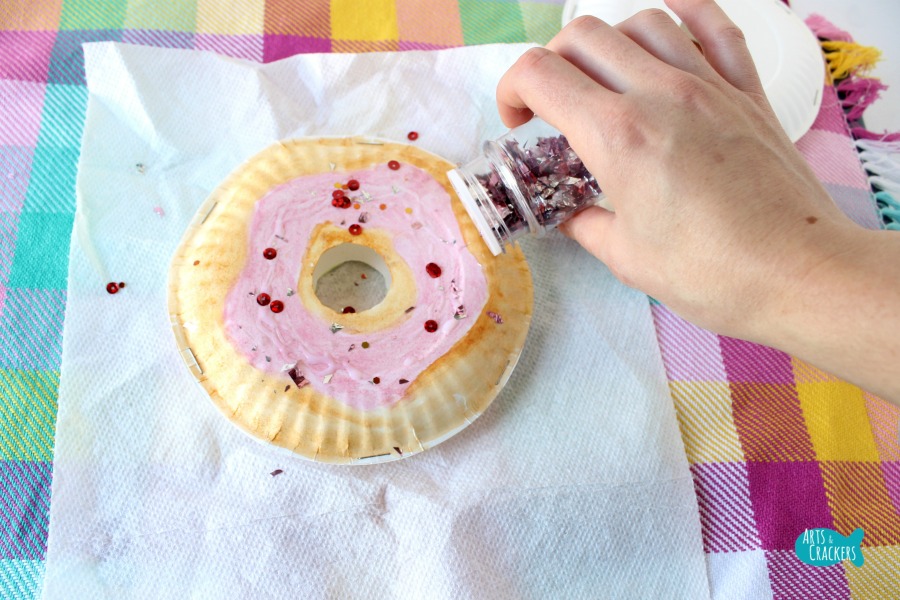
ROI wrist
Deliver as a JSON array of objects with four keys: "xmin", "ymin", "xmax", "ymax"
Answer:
[{"xmin": 743, "ymin": 219, "xmax": 869, "ymax": 349}]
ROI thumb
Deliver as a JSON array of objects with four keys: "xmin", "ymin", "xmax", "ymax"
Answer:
[{"xmin": 560, "ymin": 205, "xmax": 616, "ymax": 264}]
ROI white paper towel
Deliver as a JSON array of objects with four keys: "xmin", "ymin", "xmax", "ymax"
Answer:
[{"xmin": 44, "ymin": 42, "xmax": 710, "ymax": 599}]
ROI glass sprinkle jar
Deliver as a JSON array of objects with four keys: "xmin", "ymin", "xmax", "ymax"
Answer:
[{"xmin": 449, "ymin": 118, "xmax": 605, "ymax": 256}]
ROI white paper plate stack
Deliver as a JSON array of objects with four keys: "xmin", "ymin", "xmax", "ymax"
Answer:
[{"xmin": 562, "ymin": 0, "xmax": 825, "ymax": 141}]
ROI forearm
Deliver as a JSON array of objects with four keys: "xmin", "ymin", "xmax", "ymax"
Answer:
[{"xmin": 756, "ymin": 227, "xmax": 900, "ymax": 404}]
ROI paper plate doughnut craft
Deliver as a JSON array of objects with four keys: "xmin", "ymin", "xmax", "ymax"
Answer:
[{"xmin": 167, "ymin": 138, "xmax": 533, "ymax": 464}]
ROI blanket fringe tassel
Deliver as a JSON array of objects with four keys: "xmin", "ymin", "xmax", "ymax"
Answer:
[{"xmin": 806, "ymin": 14, "xmax": 900, "ymax": 230}]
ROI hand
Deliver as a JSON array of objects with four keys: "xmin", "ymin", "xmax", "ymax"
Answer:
[{"xmin": 495, "ymin": 0, "xmax": 856, "ymax": 340}]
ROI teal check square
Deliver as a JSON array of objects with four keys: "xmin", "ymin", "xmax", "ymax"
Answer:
[
  {"xmin": 0, "ymin": 558, "xmax": 44, "ymax": 600},
  {"xmin": 7, "ymin": 213, "xmax": 73, "ymax": 290},
  {"xmin": 0, "ymin": 288, "xmax": 66, "ymax": 370},
  {"xmin": 36, "ymin": 84, "xmax": 88, "ymax": 150},
  {"xmin": 22, "ymin": 145, "xmax": 78, "ymax": 214}
]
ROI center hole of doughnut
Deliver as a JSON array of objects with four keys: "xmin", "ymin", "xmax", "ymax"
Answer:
[{"xmin": 312, "ymin": 243, "xmax": 391, "ymax": 313}]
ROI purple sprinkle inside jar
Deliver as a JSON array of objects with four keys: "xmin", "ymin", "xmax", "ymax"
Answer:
[{"xmin": 449, "ymin": 118, "xmax": 605, "ymax": 255}]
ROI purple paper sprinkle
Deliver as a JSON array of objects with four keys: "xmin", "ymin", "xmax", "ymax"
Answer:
[
  {"xmin": 487, "ymin": 311, "xmax": 503, "ymax": 324},
  {"xmin": 474, "ymin": 133, "xmax": 602, "ymax": 240},
  {"xmin": 287, "ymin": 366, "xmax": 308, "ymax": 388}
]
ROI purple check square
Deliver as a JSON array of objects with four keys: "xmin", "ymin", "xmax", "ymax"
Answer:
[
  {"xmin": 720, "ymin": 336, "xmax": 795, "ymax": 385},
  {"xmin": 883, "ymin": 461, "xmax": 900, "ymax": 515},
  {"xmin": 121, "ymin": 29, "xmax": 195, "ymax": 49},
  {"xmin": 651, "ymin": 303, "xmax": 727, "ymax": 382},
  {"xmin": 195, "ymin": 34, "xmax": 263, "ymax": 62},
  {"xmin": 263, "ymin": 34, "xmax": 330, "ymax": 62},
  {"xmin": 808, "ymin": 85, "xmax": 851, "ymax": 137},
  {"xmin": 0, "ymin": 146, "xmax": 34, "ymax": 212},
  {"xmin": 766, "ymin": 549, "xmax": 850, "ymax": 600},
  {"xmin": 0, "ymin": 31, "xmax": 56, "ymax": 83},
  {"xmin": 747, "ymin": 461, "xmax": 834, "ymax": 551},
  {"xmin": 691, "ymin": 462, "xmax": 762, "ymax": 552},
  {"xmin": 0, "ymin": 460, "xmax": 52, "ymax": 560},
  {"xmin": 0, "ymin": 81, "xmax": 46, "ymax": 147}
]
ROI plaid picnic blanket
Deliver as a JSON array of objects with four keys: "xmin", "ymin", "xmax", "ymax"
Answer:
[{"xmin": 1, "ymin": 1, "xmax": 897, "ymax": 597}]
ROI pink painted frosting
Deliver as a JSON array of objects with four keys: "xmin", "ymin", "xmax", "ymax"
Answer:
[{"xmin": 223, "ymin": 163, "xmax": 488, "ymax": 411}]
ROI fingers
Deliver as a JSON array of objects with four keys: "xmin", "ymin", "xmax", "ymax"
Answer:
[
  {"xmin": 614, "ymin": 9, "xmax": 716, "ymax": 84},
  {"xmin": 665, "ymin": 0, "xmax": 765, "ymax": 96},
  {"xmin": 544, "ymin": 15, "xmax": 669, "ymax": 94},
  {"xmin": 496, "ymin": 46, "xmax": 614, "ymax": 131},
  {"xmin": 559, "ymin": 206, "xmax": 617, "ymax": 264}
]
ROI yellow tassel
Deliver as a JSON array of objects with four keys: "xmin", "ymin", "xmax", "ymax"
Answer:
[{"xmin": 821, "ymin": 40, "xmax": 882, "ymax": 81}]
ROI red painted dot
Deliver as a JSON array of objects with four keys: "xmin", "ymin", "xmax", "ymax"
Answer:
[
  {"xmin": 342, "ymin": 306, "xmax": 356, "ymax": 314},
  {"xmin": 349, "ymin": 224, "xmax": 362, "ymax": 235},
  {"xmin": 425, "ymin": 263, "xmax": 441, "ymax": 278},
  {"xmin": 373, "ymin": 377, "xmax": 381, "ymax": 385},
  {"xmin": 263, "ymin": 247, "xmax": 277, "ymax": 260},
  {"xmin": 407, "ymin": 131, "xmax": 418, "ymax": 141},
  {"xmin": 256, "ymin": 293, "xmax": 271, "ymax": 306},
  {"xmin": 331, "ymin": 198, "xmax": 342, "ymax": 207},
  {"xmin": 424, "ymin": 320, "xmax": 438, "ymax": 333},
  {"xmin": 388, "ymin": 160, "xmax": 400, "ymax": 170},
  {"xmin": 106, "ymin": 282, "xmax": 119, "ymax": 294},
  {"xmin": 270, "ymin": 300, "xmax": 284, "ymax": 313},
  {"xmin": 332, "ymin": 189, "xmax": 345, "ymax": 199},
  {"xmin": 347, "ymin": 179, "xmax": 360, "ymax": 191},
  {"xmin": 341, "ymin": 197, "xmax": 352, "ymax": 209},
  {"xmin": 118, "ymin": 282, "xmax": 126, "ymax": 288}
]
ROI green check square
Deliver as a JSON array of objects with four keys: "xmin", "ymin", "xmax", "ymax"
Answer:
[
  {"xmin": 0, "ymin": 370, "xmax": 58, "ymax": 462},
  {"xmin": 7, "ymin": 213, "xmax": 73, "ymax": 290},
  {"xmin": 37, "ymin": 84, "xmax": 87, "ymax": 150},
  {"xmin": 22, "ymin": 145, "xmax": 78, "ymax": 213},
  {"xmin": 459, "ymin": 0, "xmax": 527, "ymax": 45},
  {"xmin": 520, "ymin": 2, "xmax": 562, "ymax": 44},
  {"xmin": 60, "ymin": 0, "xmax": 129, "ymax": 30},
  {"xmin": 124, "ymin": 0, "xmax": 198, "ymax": 32}
]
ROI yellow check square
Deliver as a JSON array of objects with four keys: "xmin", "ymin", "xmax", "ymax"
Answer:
[
  {"xmin": 671, "ymin": 381, "xmax": 744, "ymax": 464},
  {"xmin": 196, "ymin": 0, "xmax": 264, "ymax": 35},
  {"xmin": 332, "ymin": 0, "xmax": 398, "ymax": 41},
  {"xmin": 846, "ymin": 545, "xmax": 900, "ymax": 598},
  {"xmin": 798, "ymin": 381, "xmax": 880, "ymax": 462}
]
